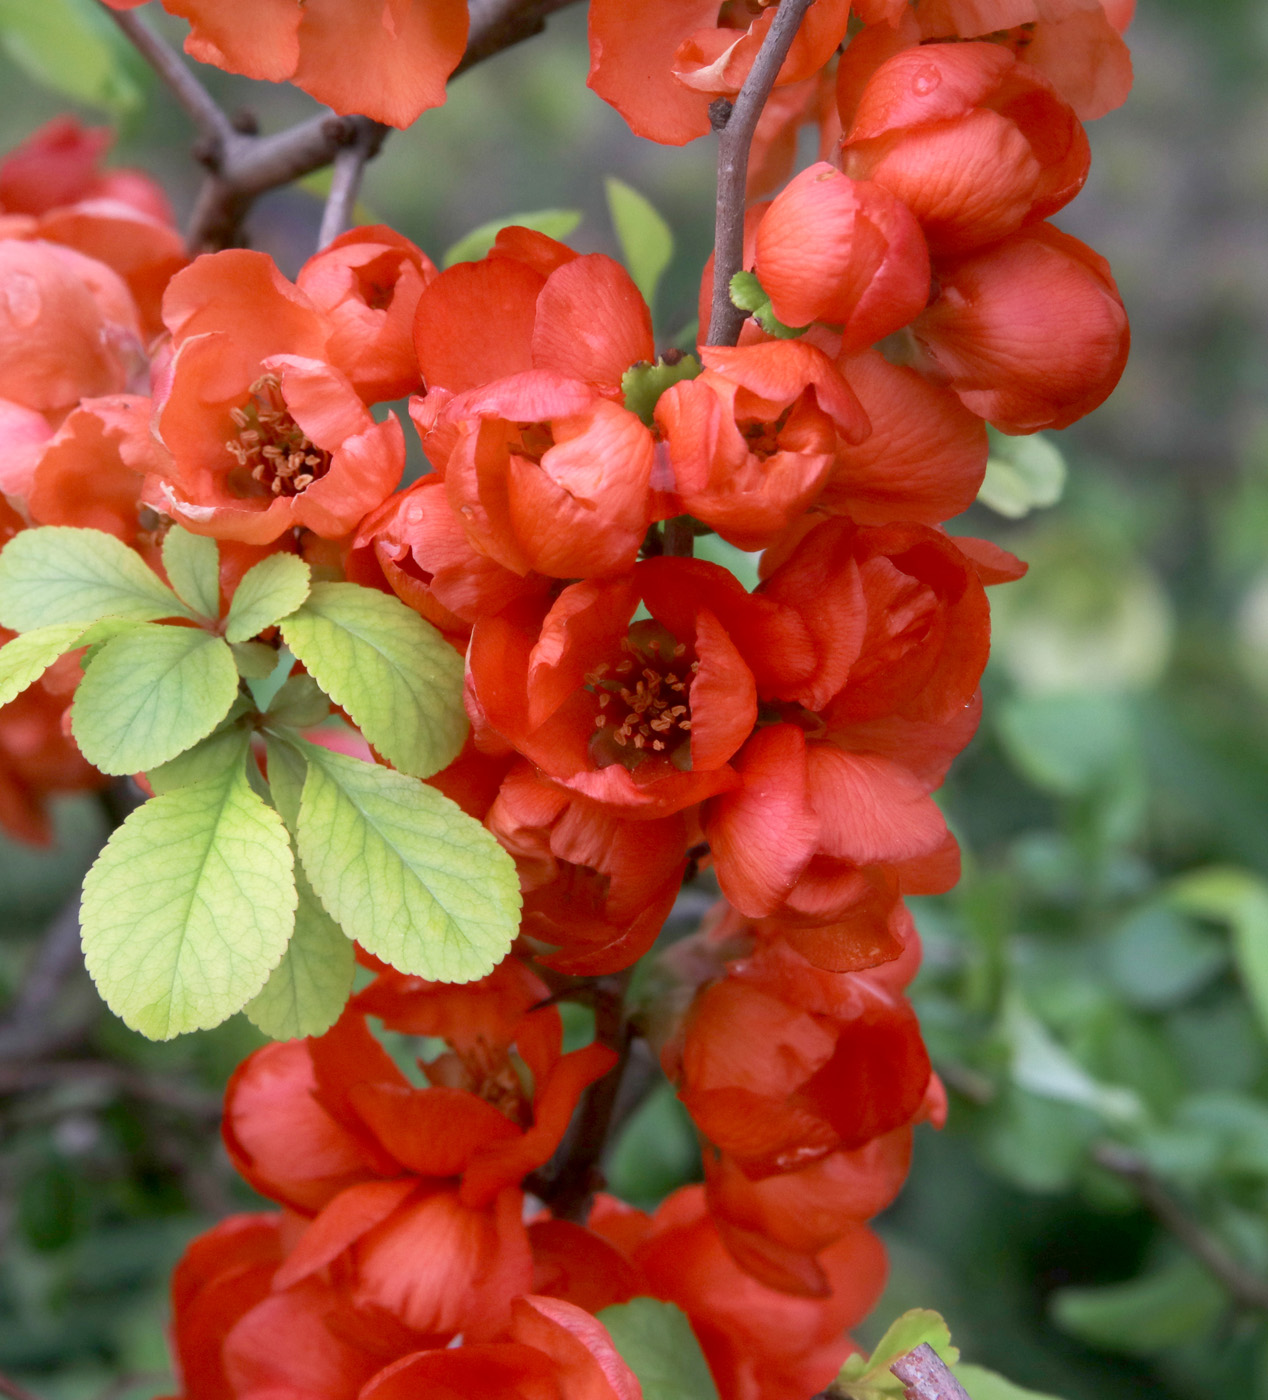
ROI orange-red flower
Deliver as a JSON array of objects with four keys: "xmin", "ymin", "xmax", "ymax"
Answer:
[
  {"xmin": 654, "ymin": 340, "xmax": 870, "ymax": 551},
  {"xmin": 588, "ymin": 0, "xmax": 850, "ymax": 145},
  {"xmin": 150, "ymin": 250, "xmax": 404, "ymax": 543},
  {"xmin": 752, "ymin": 163, "xmax": 930, "ymax": 348},
  {"xmin": 911, "ymin": 221, "xmax": 1130, "ymax": 432},
  {"xmin": 102, "ymin": 0, "xmax": 469, "ymax": 129},
  {"xmin": 841, "ymin": 43, "xmax": 1090, "ymax": 254}
]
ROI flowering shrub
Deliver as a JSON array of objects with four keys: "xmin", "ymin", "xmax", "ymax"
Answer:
[{"xmin": 0, "ymin": 1, "xmax": 1134, "ymax": 1394}]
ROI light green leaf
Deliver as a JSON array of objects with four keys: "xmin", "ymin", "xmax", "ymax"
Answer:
[
  {"xmin": 0, "ymin": 527, "xmax": 192, "ymax": 632},
  {"xmin": 978, "ymin": 429, "xmax": 1067, "ymax": 519},
  {"xmin": 0, "ymin": 0, "xmax": 144, "ymax": 115},
  {"xmin": 161, "ymin": 528, "xmax": 220, "ymax": 619},
  {"xmin": 244, "ymin": 865, "xmax": 355, "ymax": 1040},
  {"xmin": 266, "ymin": 673, "xmax": 331, "ymax": 730},
  {"xmin": 72, "ymin": 626, "xmax": 240, "ymax": 775},
  {"xmin": 230, "ymin": 640, "xmax": 280, "ymax": 679},
  {"xmin": 442, "ymin": 210, "xmax": 582, "ymax": 268},
  {"xmin": 1004, "ymin": 996, "xmax": 1143, "ymax": 1125},
  {"xmin": 1168, "ymin": 867, "xmax": 1268, "ymax": 1041},
  {"xmin": 605, "ymin": 177, "xmax": 674, "ymax": 309},
  {"xmin": 281, "ymin": 582, "xmax": 466, "ymax": 779},
  {"xmin": 80, "ymin": 766, "xmax": 296, "ymax": 1039},
  {"xmin": 0, "ymin": 622, "xmax": 91, "ymax": 707},
  {"xmin": 147, "ymin": 721, "xmax": 250, "ymax": 796},
  {"xmin": 264, "ymin": 733, "xmax": 308, "ymax": 832},
  {"xmin": 953, "ymin": 1365, "xmax": 1062, "ymax": 1400},
  {"xmin": 293, "ymin": 742, "xmax": 520, "ymax": 982},
  {"xmin": 595, "ymin": 1299, "xmax": 718, "ymax": 1400},
  {"xmin": 224, "ymin": 553, "xmax": 312, "ymax": 643},
  {"xmin": 621, "ymin": 354, "xmax": 701, "ymax": 427},
  {"xmin": 837, "ymin": 1310, "xmax": 958, "ymax": 1398}
]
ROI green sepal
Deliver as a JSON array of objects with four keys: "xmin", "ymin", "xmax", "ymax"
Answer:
[
  {"xmin": 836, "ymin": 1310, "xmax": 957, "ymax": 1399},
  {"xmin": 224, "ymin": 553, "xmax": 312, "ymax": 643},
  {"xmin": 594, "ymin": 1298, "xmax": 718, "ymax": 1400},
  {"xmin": 230, "ymin": 640, "xmax": 280, "ymax": 679},
  {"xmin": 728, "ymin": 270, "xmax": 809, "ymax": 339},
  {"xmin": 281, "ymin": 582, "xmax": 466, "ymax": 779},
  {"xmin": 244, "ymin": 864, "xmax": 355, "ymax": 1040},
  {"xmin": 161, "ymin": 527, "xmax": 221, "ymax": 619},
  {"xmin": 0, "ymin": 526, "xmax": 195, "ymax": 631},
  {"xmin": 80, "ymin": 763, "xmax": 297, "ymax": 1040},
  {"xmin": 71, "ymin": 625, "xmax": 240, "ymax": 775},
  {"xmin": 291, "ymin": 740, "xmax": 520, "ymax": 983},
  {"xmin": 621, "ymin": 354, "xmax": 702, "ymax": 427}
]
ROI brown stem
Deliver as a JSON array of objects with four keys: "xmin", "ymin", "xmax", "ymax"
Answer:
[
  {"xmin": 1093, "ymin": 1142, "xmax": 1268, "ymax": 1311},
  {"xmin": 890, "ymin": 1344, "xmax": 973, "ymax": 1400},
  {"xmin": 97, "ymin": 3, "xmax": 235, "ymax": 154},
  {"xmin": 317, "ymin": 119, "xmax": 390, "ymax": 249},
  {"xmin": 532, "ymin": 974, "xmax": 633, "ymax": 1221},
  {"xmin": 0, "ymin": 897, "xmax": 86, "ymax": 1062},
  {"xmin": 662, "ymin": 516, "xmax": 696, "ymax": 557},
  {"xmin": 706, "ymin": 0, "xmax": 815, "ymax": 347}
]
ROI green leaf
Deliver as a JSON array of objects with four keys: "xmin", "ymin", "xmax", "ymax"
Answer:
[
  {"xmin": 146, "ymin": 721, "xmax": 250, "ymax": 796},
  {"xmin": 837, "ymin": 1309, "xmax": 958, "ymax": 1399},
  {"xmin": 442, "ymin": 210, "xmax": 579, "ymax": 267},
  {"xmin": 1050, "ymin": 1256, "xmax": 1223, "ymax": 1355},
  {"xmin": 293, "ymin": 742, "xmax": 520, "ymax": 982},
  {"xmin": 953, "ymin": 1365, "xmax": 1062, "ymax": 1400},
  {"xmin": 72, "ymin": 626, "xmax": 240, "ymax": 775},
  {"xmin": 0, "ymin": 0, "xmax": 144, "ymax": 115},
  {"xmin": 161, "ymin": 528, "xmax": 220, "ymax": 620},
  {"xmin": 605, "ymin": 177, "xmax": 674, "ymax": 309},
  {"xmin": 0, "ymin": 527, "xmax": 194, "ymax": 632},
  {"xmin": 442, "ymin": 210, "xmax": 582, "ymax": 268},
  {"xmin": 244, "ymin": 863, "xmax": 354, "ymax": 1040},
  {"xmin": 1168, "ymin": 867, "xmax": 1268, "ymax": 1041},
  {"xmin": 995, "ymin": 692, "xmax": 1137, "ymax": 797},
  {"xmin": 281, "ymin": 582, "xmax": 466, "ymax": 779},
  {"xmin": 621, "ymin": 354, "xmax": 702, "ymax": 427},
  {"xmin": 0, "ymin": 622, "xmax": 90, "ymax": 706},
  {"xmin": 80, "ymin": 766, "xmax": 296, "ymax": 1039},
  {"xmin": 224, "ymin": 553, "xmax": 312, "ymax": 644},
  {"xmin": 230, "ymin": 640, "xmax": 280, "ymax": 679},
  {"xmin": 265, "ymin": 674, "xmax": 331, "ymax": 730},
  {"xmin": 978, "ymin": 429, "xmax": 1067, "ymax": 519},
  {"xmin": 728, "ymin": 270, "xmax": 808, "ymax": 339},
  {"xmin": 595, "ymin": 1298, "xmax": 718, "ymax": 1400},
  {"xmin": 264, "ymin": 733, "xmax": 308, "ymax": 832}
]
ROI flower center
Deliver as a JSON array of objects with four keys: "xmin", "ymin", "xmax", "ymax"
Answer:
[
  {"xmin": 587, "ymin": 619, "xmax": 697, "ymax": 771},
  {"xmin": 225, "ymin": 374, "xmax": 332, "ymax": 499}
]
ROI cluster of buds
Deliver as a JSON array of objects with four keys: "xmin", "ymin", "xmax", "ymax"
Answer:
[{"xmin": 0, "ymin": 0, "xmax": 1133, "ymax": 1393}]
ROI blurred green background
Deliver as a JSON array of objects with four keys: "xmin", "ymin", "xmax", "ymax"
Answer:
[{"xmin": 3, "ymin": 1, "xmax": 1268, "ymax": 1396}]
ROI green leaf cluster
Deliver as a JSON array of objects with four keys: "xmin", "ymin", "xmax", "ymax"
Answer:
[
  {"xmin": 728, "ymin": 270, "xmax": 809, "ymax": 339},
  {"xmin": 0, "ymin": 526, "xmax": 520, "ymax": 1041}
]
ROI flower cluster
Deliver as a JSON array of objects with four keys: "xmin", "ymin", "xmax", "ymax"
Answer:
[{"xmin": 0, "ymin": 0, "xmax": 1132, "ymax": 1392}]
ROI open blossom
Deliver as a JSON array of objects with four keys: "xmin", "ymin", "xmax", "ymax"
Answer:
[{"xmin": 149, "ymin": 250, "xmax": 404, "ymax": 543}]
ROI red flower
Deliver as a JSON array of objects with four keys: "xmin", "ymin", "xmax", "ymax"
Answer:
[
  {"xmin": 752, "ymin": 163, "xmax": 930, "ymax": 348},
  {"xmin": 150, "ymin": 251, "xmax": 403, "ymax": 543},
  {"xmin": 103, "ymin": 0, "xmax": 469, "ymax": 129},
  {"xmin": 466, "ymin": 559, "xmax": 815, "ymax": 817},
  {"xmin": 842, "ymin": 43, "xmax": 1090, "ymax": 254},
  {"xmin": 588, "ymin": 0, "xmax": 849, "ymax": 145},
  {"xmin": 654, "ymin": 340, "xmax": 870, "ymax": 551},
  {"xmin": 911, "ymin": 221, "xmax": 1130, "ymax": 432}
]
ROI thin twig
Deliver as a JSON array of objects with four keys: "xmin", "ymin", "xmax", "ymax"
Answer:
[
  {"xmin": 0, "ymin": 1059, "xmax": 220, "ymax": 1118},
  {"xmin": 707, "ymin": 0, "xmax": 815, "ymax": 347},
  {"xmin": 0, "ymin": 1370, "xmax": 44, "ymax": 1400},
  {"xmin": 1093, "ymin": 1142, "xmax": 1268, "ymax": 1311},
  {"xmin": 662, "ymin": 517, "xmax": 696, "ymax": 557},
  {"xmin": 0, "ymin": 897, "xmax": 86, "ymax": 1062},
  {"xmin": 317, "ymin": 120, "xmax": 390, "ymax": 249},
  {"xmin": 890, "ymin": 1344, "xmax": 973, "ymax": 1400},
  {"xmin": 456, "ymin": 0, "xmax": 582, "ymax": 76},
  {"xmin": 97, "ymin": 3, "xmax": 236, "ymax": 153}
]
